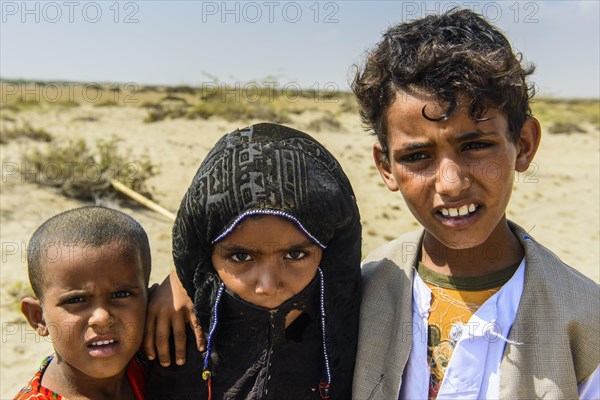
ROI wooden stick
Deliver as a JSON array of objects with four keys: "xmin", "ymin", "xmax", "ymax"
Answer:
[{"xmin": 110, "ymin": 179, "xmax": 176, "ymax": 221}]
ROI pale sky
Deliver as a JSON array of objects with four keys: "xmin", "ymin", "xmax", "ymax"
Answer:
[{"xmin": 1, "ymin": 1, "xmax": 599, "ymax": 98}]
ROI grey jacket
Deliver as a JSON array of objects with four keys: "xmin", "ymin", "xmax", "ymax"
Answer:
[{"xmin": 353, "ymin": 222, "xmax": 599, "ymax": 399}]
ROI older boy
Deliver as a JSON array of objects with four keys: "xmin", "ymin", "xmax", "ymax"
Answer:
[
  {"xmin": 16, "ymin": 206, "xmax": 151, "ymax": 400},
  {"xmin": 351, "ymin": 9, "xmax": 599, "ymax": 399}
]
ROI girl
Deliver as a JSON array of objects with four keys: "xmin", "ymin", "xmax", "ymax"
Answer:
[{"xmin": 146, "ymin": 123, "xmax": 361, "ymax": 399}]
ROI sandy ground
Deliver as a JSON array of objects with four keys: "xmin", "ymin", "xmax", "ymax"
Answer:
[{"xmin": 1, "ymin": 104, "xmax": 598, "ymax": 398}]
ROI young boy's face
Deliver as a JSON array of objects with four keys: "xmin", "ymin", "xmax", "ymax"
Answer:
[
  {"xmin": 31, "ymin": 243, "xmax": 147, "ymax": 380},
  {"xmin": 375, "ymin": 90, "xmax": 539, "ymax": 250},
  {"xmin": 212, "ymin": 215, "xmax": 323, "ymax": 309}
]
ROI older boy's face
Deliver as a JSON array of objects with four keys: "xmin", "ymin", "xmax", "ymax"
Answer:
[
  {"xmin": 375, "ymin": 90, "xmax": 533, "ymax": 250},
  {"xmin": 39, "ymin": 243, "xmax": 147, "ymax": 380}
]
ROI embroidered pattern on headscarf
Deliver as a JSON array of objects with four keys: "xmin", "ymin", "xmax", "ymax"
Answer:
[{"xmin": 172, "ymin": 123, "xmax": 362, "ymax": 399}]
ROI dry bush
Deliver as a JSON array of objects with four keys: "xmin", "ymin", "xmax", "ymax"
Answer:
[
  {"xmin": 533, "ymin": 98, "xmax": 599, "ymax": 131},
  {"xmin": 0, "ymin": 122, "xmax": 53, "ymax": 144},
  {"xmin": 13, "ymin": 99, "xmax": 41, "ymax": 111},
  {"xmin": 547, "ymin": 122, "xmax": 587, "ymax": 134},
  {"xmin": 339, "ymin": 97, "xmax": 358, "ymax": 114},
  {"xmin": 95, "ymin": 99, "xmax": 119, "ymax": 107},
  {"xmin": 57, "ymin": 100, "xmax": 80, "ymax": 108},
  {"xmin": 145, "ymin": 97, "xmax": 291, "ymax": 124},
  {"xmin": 71, "ymin": 115, "xmax": 99, "ymax": 122},
  {"xmin": 307, "ymin": 113, "xmax": 342, "ymax": 132},
  {"xmin": 169, "ymin": 86, "xmax": 197, "ymax": 94},
  {"xmin": 187, "ymin": 100, "xmax": 290, "ymax": 123},
  {"xmin": 161, "ymin": 95, "xmax": 188, "ymax": 104},
  {"xmin": 23, "ymin": 136, "xmax": 158, "ymax": 203},
  {"xmin": 144, "ymin": 103, "xmax": 190, "ymax": 122}
]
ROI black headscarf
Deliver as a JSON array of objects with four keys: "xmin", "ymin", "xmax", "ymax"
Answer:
[{"xmin": 172, "ymin": 123, "xmax": 361, "ymax": 397}]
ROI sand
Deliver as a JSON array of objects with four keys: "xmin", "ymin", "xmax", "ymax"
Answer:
[{"xmin": 1, "ymin": 104, "xmax": 598, "ymax": 397}]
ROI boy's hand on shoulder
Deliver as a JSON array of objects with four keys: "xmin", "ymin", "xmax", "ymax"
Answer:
[{"xmin": 144, "ymin": 270, "xmax": 206, "ymax": 367}]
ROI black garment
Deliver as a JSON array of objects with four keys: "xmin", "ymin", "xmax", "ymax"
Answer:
[
  {"xmin": 150, "ymin": 123, "xmax": 362, "ymax": 399},
  {"xmin": 147, "ymin": 278, "xmax": 323, "ymax": 400}
]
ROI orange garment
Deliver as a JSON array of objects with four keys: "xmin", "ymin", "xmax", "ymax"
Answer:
[
  {"xmin": 14, "ymin": 351, "xmax": 147, "ymax": 400},
  {"xmin": 417, "ymin": 262, "xmax": 519, "ymax": 400}
]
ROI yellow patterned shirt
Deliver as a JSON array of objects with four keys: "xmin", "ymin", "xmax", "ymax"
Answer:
[{"xmin": 417, "ymin": 262, "xmax": 519, "ymax": 400}]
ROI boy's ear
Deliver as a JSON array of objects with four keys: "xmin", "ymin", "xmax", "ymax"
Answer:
[
  {"xmin": 21, "ymin": 297, "xmax": 49, "ymax": 336},
  {"xmin": 515, "ymin": 117, "xmax": 542, "ymax": 172},
  {"xmin": 373, "ymin": 143, "xmax": 399, "ymax": 192}
]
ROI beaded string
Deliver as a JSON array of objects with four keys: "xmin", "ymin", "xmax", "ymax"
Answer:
[
  {"xmin": 200, "ymin": 261, "xmax": 332, "ymax": 398},
  {"xmin": 317, "ymin": 267, "xmax": 331, "ymax": 399},
  {"xmin": 211, "ymin": 209, "xmax": 327, "ymax": 249},
  {"xmin": 202, "ymin": 283, "xmax": 225, "ymax": 400}
]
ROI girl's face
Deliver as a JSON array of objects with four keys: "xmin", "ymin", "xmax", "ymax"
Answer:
[{"xmin": 211, "ymin": 215, "xmax": 323, "ymax": 309}]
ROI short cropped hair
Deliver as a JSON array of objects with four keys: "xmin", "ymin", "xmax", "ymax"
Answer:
[
  {"xmin": 352, "ymin": 8, "xmax": 536, "ymax": 161},
  {"xmin": 27, "ymin": 206, "xmax": 151, "ymax": 299}
]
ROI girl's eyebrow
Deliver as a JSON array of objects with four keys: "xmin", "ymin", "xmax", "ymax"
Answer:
[
  {"xmin": 218, "ymin": 244, "xmax": 253, "ymax": 253},
  {"xmin": 281, "ymin": 240, "xmax": 317, "ymax": 251},
  {"xmin": 218, "ymin": 240, "xmax": 316, "ymax": 253}
]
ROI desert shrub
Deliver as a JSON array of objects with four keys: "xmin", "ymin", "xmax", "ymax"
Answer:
[
  {"xmin": 95, "ymin": 100, "xmax": 118, "ymax": 107},
  {"xmin": 143, "ymin": 82, "xmax": 362, "ymax": 124},
  {"xmin": 547, "ymin": 122, "xmax": 587, "ymax": 134},
  {"xmin": 144, "ymin": 106, "xmax": 169, "ymax": 123},
  {"xmin": 1, "ymin": 104, "xmax": 20, "ymax": 113},
  {"xmin": 22, "ymin": 136, "xmax": 158, "ymax": 202},
  {"xmin": 339, "ymin": 97, "xmax": 358, "ymax": 114},
  {"xmin": 139, "ymin": 85, "xmax": 162, "ymax": 93},
  {"xmin": 14, "ymin": 99, "xmax": 41, "ymax": 110},
  {"xmin": 0, "ymin": 122, "xmax": 53, "ymax": 144},
  {"xmin": 144, "ymin": 97, "xmax": 291, "ymax": 124},
  {"xmin": 57, "ymin": 100, "xmax": 80, "ymax": 108},
  {"xmin": 187, "ymin": 99, "xmax": 290, "ymax": 123},
  {"xmin": 1, "ymin": 111, "xmax": 17, "ymax": 122},
  {"xmin": 307, "ymin": 113, "xmax": 342, "ymax": 132},
  {"xmin": 71, "ymin": 115, "xmax": 99, "ymax": 122},
  {"xmin": 144, "ymin": 103, "xmax": 190, "ymax": 123},
  {"xmin": 170, "ymin": 86, "xmax": 197, "ymax": 94},
  {"xmin": 533, "ymin": 98, "xmax": 599, "ymax": 130},
  {"xmin": 161, "ymin": 95, "xmax": 188, "ymax": 104},
  {"xmin": 141, "ymin": 101, "xmax": 162, "ymax": 109}
]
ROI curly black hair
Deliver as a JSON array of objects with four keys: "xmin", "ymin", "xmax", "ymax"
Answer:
[{"xmin": 352, "ymin": 8, "xmax": 536, "ymax": 162}]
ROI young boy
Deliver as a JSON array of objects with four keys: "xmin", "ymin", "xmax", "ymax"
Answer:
[
  {"xmin": 16, "ymin": 206, "xmax": 151, "ymax": 400},
  {"xmin": 351, "ymin": 9, "xmax": 599, "ymax": 400}
]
